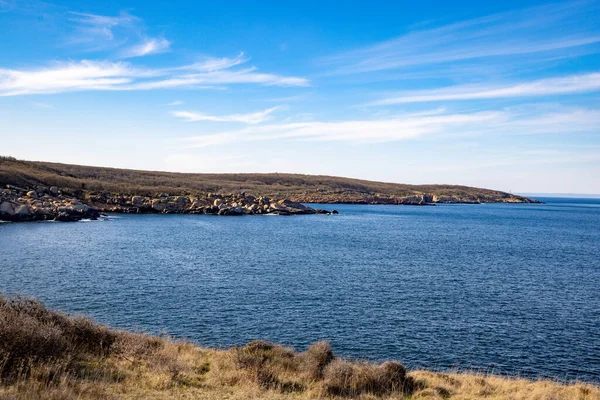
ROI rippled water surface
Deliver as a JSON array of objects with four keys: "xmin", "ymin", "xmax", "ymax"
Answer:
[{"xmin": 1, "ymin": 197, "xmax": 599, "ymax": 381}]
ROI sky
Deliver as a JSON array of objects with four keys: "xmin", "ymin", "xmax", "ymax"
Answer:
[{"xmin": 1, "ymin": 0, "xmax": 599, "ymax": 194}]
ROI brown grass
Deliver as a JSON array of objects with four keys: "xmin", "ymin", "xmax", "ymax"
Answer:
[
  {"xmin": 1, "ymin": 295, "xmax": 598, "ymax": 399},
  {"xmin": 0, "ymin": 296, "xmax": 116, "ymax": 381},
  {"xmin": 0, "ymin": 157, "xmax": 535, "ymax": 203}
]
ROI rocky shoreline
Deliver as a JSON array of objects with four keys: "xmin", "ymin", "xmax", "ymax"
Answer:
[
  {"xmin": 289, "ymin": 193, "xmax": 541, "ymax": 205},
  {"xmin": 89, "ymin": 191, "xmax": 334, "ymax": 217},
  {"xmin": 0, "ymin": 185, "xmax": 100, "ymax": 222},
  {"xmin": 0, "ymin": 185, "xmax": 335, "ymax": 222},
  {"xmin": 0, "ymin": 181, "xmax": 542, "ymax": 222}
]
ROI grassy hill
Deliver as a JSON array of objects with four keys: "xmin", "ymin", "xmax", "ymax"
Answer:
[
  {"xmin": 0, "ymin": 157, "xmax": 537, "ymax": 204},
  {"xmin": 1, "ymin": 295, "xmax": 597, "ymax": 400}
]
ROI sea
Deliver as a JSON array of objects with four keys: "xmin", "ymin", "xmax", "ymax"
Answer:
[{"xmin": 1, "ymin": 197, "xmax": 599, "ymax": 382}]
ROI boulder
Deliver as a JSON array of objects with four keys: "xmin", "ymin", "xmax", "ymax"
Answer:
[
  {"xmin": 228, "ymin": 205, "xmax": 243, "ymax": 216},
  {"xmin": 26, "ymin": 190, "xmax": 37, "ymax": 198},
  {"xmin": 0, "ymin": 201, "xmax": 34, "ymax": 221},
  {"xmin": 49, "ymin": 186, "xmax": 59, "ymax": 196},
  {"xmin": 151, "ymin": 199, "xmax": 166, "ymax": 212},
  {"xmin": 0, "ymin": 201, "xmax": 15, "ymax": 216},
  {"xmin": 175, "ymin": 196, "xmax": 190, "ymax": 208},
  {"xmin": 399, "ymin": 195, "xmax": 426, "ymax": 205},
  {"xmin": 132, "ymin": 196, "xmax": 145, "ymax": 206},
  {"xmin": 54, "ymin": 212, "xmax": 80, "ymax": 222}
]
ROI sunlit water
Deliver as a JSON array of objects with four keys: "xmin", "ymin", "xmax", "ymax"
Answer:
[{"xmin": 1, "ymin": 197, "xmax": 599, "ymax": 382}]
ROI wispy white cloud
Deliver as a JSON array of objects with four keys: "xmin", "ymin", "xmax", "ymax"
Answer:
[
  {"xmin": 0, "ymin": 60, "xmax": 145, "ymax": 96},
  {"xmin": 0, "ymin": 57, "xmax": 309, "ymax": 96},
  {"xmin": 121, "ymin": 37, "xmax": 171, "ymax": 58},
  {"xmin": 166, "ymin": 100, "xmax": 184, "ymax": 106},
  {"xmin": 178, "ymin": 53, "xmax": 249, "ymax": 72},
  {"xmin": 371, "ymin": 73, "xmax": 600, "ymax": 105},
  {"xmin": 323, "ymin": 1, "xmax": 600, "ymax": 76},
  {"xmin": 171, "ymin": 106, "xmax": 284, "ymax": 124},
  {"xmin": 68, "ymin": 11, "xmax": 171, "ymax": 58},
  {"xmin": 68, "ymin": 11, "xmax": 139, "ymax": 50},
  {"xmin": 176, "ymin": 106, "xmax": 600, "ymax": 147}
]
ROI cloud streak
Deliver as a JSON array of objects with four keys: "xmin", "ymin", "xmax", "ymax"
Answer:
[
  {"xmin": 323, "ymin": 1, "xmax": 600, "ymax": 76},
  {"xmin": 176, "ymin": 106, "xmax": 600, "ymax": 148},
  {"xmin": 371, "ymin": 73, "xmax": 600, "ymax": 105},
  {"xmin": 68, "ymin": 11, "xmax": 138, "ymax": 49},
  {"xmin": 121, "ymin": 37, "xmax": 171, "ymax": 58},
  {"xmin": 68, "ymin": 11, "xmax": 171, "ymax": 58},
  {"xmin": 171, "ymin": 106, "xmax": 284, "ymax": 124},
  {"xmin": 0, "ymin": 56, "xmax": 309, "ymax": 96}
]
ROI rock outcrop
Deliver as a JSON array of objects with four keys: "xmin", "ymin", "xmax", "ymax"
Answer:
[
  {"xmin": 0, "ymin": 186, "xmax": 333, "ymax": 222},
  {"xmin": 89, "ymin": 192, "xmax": 331, "ymax": 216},
  {"xmin": 0, "ymin": 186, "xmax": 100, "ymax": 222}
]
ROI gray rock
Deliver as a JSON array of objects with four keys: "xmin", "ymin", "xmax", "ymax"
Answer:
[
  {"xmin": 228, "ymin": 205, "xmax": 243, "ymax": 215},
  {"xmin": 151, "ymin": 199, "xmax": 166, "ymax": 212},
  {"xmin": 132, "ymin": 196, "xmax": 145, "ymax": 206},
  {"xmin": 0, "ymin": 201, "xmax": 15, "ymax": 216}
]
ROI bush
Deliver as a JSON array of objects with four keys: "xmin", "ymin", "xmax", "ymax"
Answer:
[
  {"xmin": 235, "ymin": 340, "xmax": 296, "ymax": 370},
  {"xmin": 0, "ymin": 296, "xmax": 117, "ymax": 380},
  {"xmin": 303, "ymin": 341, "xmax": 334, "ymax": 380},
  {"xmin": 322, "ymin": 358, "xmax": 413, "ymax": 397}
]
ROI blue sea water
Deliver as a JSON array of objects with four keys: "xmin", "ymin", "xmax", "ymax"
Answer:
[{"xmin": 1, "ymin": 197, "xmax": 599, "ymax": 382}]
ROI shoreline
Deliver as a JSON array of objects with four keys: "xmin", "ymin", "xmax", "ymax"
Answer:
[{"xmin": 0, "ymin": 183, "xmax": 544, "ymax": 223}]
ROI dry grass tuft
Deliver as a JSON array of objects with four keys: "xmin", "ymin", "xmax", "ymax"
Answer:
[
  {"xmin": 302, "ymin": 341, "xmax": 334, "ymax": 380},
  {"xmin": 321, "ymin": 358, "xmax": 413, "ymax": 397}
]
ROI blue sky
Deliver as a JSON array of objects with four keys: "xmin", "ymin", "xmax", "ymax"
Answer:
[{"xmin": 1, "ymin": 0, "xmax": 599, "ymax": 194}]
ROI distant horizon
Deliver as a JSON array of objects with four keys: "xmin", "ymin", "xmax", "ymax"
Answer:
[
  {"xmin": 520, "ymin": 193, "xmax": 600, "ymax": 198},
  {"xmin": 1, "ymin": 1, "xmax": 599, "ymax": 194}
]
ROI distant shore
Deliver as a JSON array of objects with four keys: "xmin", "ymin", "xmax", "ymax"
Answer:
[{"xmin": 0, "ymin": 157, "xmax": 541, "ymax": 222}]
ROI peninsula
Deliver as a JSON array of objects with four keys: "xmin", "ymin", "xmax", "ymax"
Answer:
[{"xmin": 0, "ymin": 157, "xmax": 539, "ymax": 222}]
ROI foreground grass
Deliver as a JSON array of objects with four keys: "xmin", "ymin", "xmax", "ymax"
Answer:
[{"xmin": 1, "ymin": 296, "xmax": 598, "ymax": 400}]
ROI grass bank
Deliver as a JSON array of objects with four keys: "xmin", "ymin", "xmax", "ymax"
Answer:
[
  {"xmin": 0, "ymin": 157, "xmax": 537, "ymax": 204},
  {"xmin": 1, "ymin": 295, "xmax": 597, "ymax": 399}
]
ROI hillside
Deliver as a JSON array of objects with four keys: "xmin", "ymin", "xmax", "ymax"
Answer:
[
  {"xmin": 1, "ymin": 295, "xmax": 598, "ymax": 400},
  {"xmin": 0, "ymin": 157, "xmax": 538, "ymax": 205}
]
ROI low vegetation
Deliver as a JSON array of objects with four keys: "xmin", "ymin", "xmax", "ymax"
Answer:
[
  {"xmin": 0, "ymin": 157, "xmax": 535, "ymax": 204},
  {"xmin": 1, "ymin": 295, "xmax": 598, "ymax": 399}
]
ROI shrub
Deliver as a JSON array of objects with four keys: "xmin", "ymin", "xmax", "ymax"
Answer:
[
  {"xmin": 235, "ymin": 340, "xmax": 295, "ymax": 370},
  {"xmin": 379, "ymin": 361, "xmax": 408, "ymax": 391},
  {"xmin": 322, "ymin": 358, "xmax": 413, "ymax": 397},
  {"xmin": 0, "ymin": 295, "xmax": 117, "ymax": 380},
  {"xmin": 303, "ymin": 341, "xmax": 334, "ymax": 380},
  {"xmin": 0, "ymin": 303, "xmax": 68, "ymax": 380}
]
